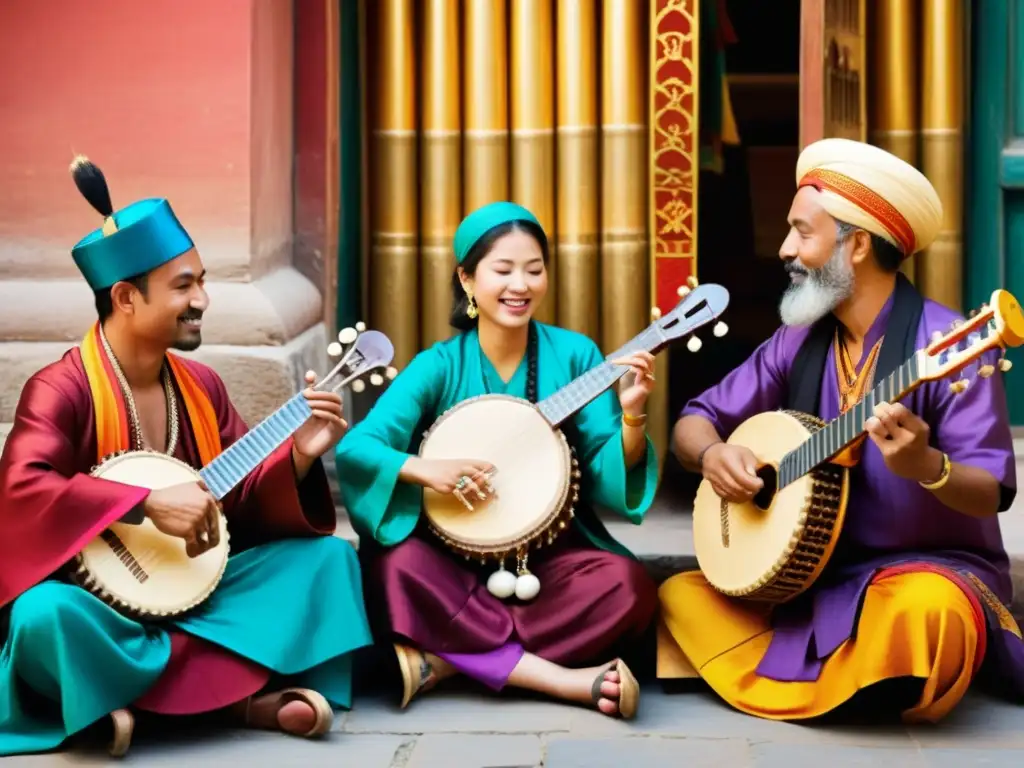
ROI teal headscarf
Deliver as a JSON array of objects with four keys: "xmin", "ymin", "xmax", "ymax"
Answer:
[{"xmin": 453, "ymin": 202, "xmax": 542, "ymax": 264}]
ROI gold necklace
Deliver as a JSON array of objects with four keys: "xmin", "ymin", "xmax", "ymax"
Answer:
[
  {"xmin": 833, "ymin": 329, "xmax": 883, "ymax": 414},
  {"xmin": 99, "ymin": 327, "xmax": 180, "ymax": 455}
]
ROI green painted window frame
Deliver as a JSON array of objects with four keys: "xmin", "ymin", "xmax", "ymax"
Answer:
[{"xmin": 966, "ymin": 0, "xmax": 1023, "ymax": 426}]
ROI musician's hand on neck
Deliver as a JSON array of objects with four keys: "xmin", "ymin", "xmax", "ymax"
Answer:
[
  {"xmin": 611, "ymin": 352, "xmax": 657, "ymax": 416},
  {"xmin": 292, "ymin": 371, "xmax": 348, "ymax": 480}
]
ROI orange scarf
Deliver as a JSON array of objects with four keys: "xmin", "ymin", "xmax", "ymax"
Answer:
[{"xmin": 80, "ymin": 322, "xmax": 223, "ymax": 465}]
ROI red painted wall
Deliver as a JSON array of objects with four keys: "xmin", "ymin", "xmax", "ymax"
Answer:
[{"xmin": 0, "ymin": 0, "xmax": 293, "ymax": 281}]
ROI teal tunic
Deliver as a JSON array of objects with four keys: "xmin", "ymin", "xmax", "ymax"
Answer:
[
  {"xmin": 335, "ymin": 322, "xmax": 659, "ymax": 555},
  {"xmin": 0, "ymin": 537, "xmax": 371, "ymax": 757}
]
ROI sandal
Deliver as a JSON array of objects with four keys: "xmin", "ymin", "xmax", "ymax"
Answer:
[
  {"xmin": 242, "ymin": 688, "xmax": 334, "ymax": 738},
  {"xmin": 107, "ymin": 708, "xmax": 134, "ymax": 758},
  {"xmin": 394, "ymin": 643, "xmax": 439, "ymax": 709},
  {"xmin": 591, "ymin": 659, "xmax": 640, "ymax": 720}
]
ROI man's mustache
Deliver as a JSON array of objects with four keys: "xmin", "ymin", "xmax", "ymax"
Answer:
[{"xmin": 178, "ymin": 309, "xmax": 203, "ymax": 321}]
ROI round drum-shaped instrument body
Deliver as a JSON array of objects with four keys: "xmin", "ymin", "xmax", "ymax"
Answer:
[
  {"xmin": 72, "ymin": 451, "xmax": 231, "ymax": 619},
  {"xmin": 692, "ymin": 410, "xmax": 849, "ymax": 604},
  {"xmin": 419, "ymin": 395, "xmax": 578, "ymax": 560}
]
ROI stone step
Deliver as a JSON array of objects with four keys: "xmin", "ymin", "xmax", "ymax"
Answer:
[{"xmin": 326, "ymin": 445, "xmax": 1024, "ymax": 618}]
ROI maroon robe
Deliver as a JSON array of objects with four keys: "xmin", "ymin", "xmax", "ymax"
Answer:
[{"xmin": 0, "ymin": 348, "xmax": 337, "ymax": 713}]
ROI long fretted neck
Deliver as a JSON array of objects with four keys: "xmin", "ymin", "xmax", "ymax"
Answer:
[
  {"xmin": 536, "ymin": 325, "xmax": 666, "ymax": 426},
  {"xmin": 777, "ymin": 352, "xmax": 921, "ymax": 488},
  {"xmin": 197, "ymin": 393, "xmax": 312, "ymax": 501}
]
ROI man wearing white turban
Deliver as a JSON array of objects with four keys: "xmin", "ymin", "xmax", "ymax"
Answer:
[{"xmin": 658, "ymin": 138, "xmax": 1022, "ymax": 722}]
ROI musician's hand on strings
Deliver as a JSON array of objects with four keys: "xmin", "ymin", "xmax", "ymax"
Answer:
[
  {"xmin": 294, "ymin": 370, "xmax": 349, "ymax": 461},
  {"xmin": 143, "ymin": 481, "xmax": 222, "ymax": 558},
  {"xmin": 612, "ymin": 351, "xmax": 657, "ymax": 417},
  {"xmin": 701, "ymin": 443, "xmax": 764, "ymax": 503},
  {"xmin": 407, "ymin": 458, "xmax": 497, "ymax": 509},
  {"xmin": 865, "ymin": 401, "xmax": 943, "ymax": 482}
]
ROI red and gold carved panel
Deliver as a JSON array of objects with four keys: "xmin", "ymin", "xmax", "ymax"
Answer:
[{"xmin": 650, "ymin": 0, "xmax": 699, "ymax": 316}]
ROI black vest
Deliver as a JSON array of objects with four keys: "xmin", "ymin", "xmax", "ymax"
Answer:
[{"xmin": 786, "ymin": 272, "xmax": 924, "ymax": 415}]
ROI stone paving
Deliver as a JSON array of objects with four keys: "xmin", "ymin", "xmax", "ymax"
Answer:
[{"xmin": 10, "ymin": 685, "xmax": 1024, "ymax": 767}]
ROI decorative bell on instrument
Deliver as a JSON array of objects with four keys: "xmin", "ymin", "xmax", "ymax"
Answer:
[
  {"xmin": 486, "ymin": 565, "xmax": 517, "ymax": 599},
  {"xmin": 514, "ymin": 571, "xmax": 541, "ymax": 601}
]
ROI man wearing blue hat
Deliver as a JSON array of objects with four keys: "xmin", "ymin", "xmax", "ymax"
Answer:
[{"xmin": 0, "ymin": 158, "xmax": 372, "ymax": 757}]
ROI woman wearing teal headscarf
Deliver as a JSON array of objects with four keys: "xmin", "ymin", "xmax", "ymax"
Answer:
[{"xmin": 335, "ymin": 202, "xmax": 659, "ymax": 718}]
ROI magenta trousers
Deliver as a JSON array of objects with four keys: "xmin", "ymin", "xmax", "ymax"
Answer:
[{"xmin": 366, "ymin": 527, "xmax": 657, "ymax": 690}]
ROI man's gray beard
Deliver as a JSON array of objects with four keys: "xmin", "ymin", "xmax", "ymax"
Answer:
[{"xmin": 778, "ymin": 247, "xmax": 855, "ymax": 327}]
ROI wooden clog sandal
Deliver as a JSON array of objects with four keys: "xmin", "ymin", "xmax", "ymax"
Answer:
[{"xmin": 107, "ymin": 708, "xmax": 134, "ymax": 758}]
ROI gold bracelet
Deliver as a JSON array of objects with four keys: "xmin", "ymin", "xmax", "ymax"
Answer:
[
  {"xmin": 622, "ymin": 412, "xmax": 647, "ymax": 427},
  {"xmin": 919, "ymin": 452, "xmax": 951, "ymax": 490}
]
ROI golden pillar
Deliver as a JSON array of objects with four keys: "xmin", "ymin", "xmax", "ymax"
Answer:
[
  {"xmin": 511, "ymin": 0, "xmax": 557, "ymax": 324},
  {"xmin": 918, "ymin": 0, "xmax": 963, "ymax": 311},
  {"xmin": 868, "ymin": 0, "xmax": 918, "ymax": 282},
  {"xmin": 556, "ymin": 0, "xmax": 600, "ymax": 339},
  {"xmin": 464, "ymin": 0, "xmax": 509, "ymax": 213},
  {"xmin": 368, "ymin": 0, "xmax": 419, "ymax": 366},
  {"xmin": 420, "ymin": 0, "xmax": 461, "ymax": 346},
  {"xmin": 600, "ymin": 0, "xmax": 648, "ymax": 353}
]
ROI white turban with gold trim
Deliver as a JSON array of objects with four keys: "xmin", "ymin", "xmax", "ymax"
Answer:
[{"xmin": 795, "ymin": 138, "xmax": 943, "ymax": 259}]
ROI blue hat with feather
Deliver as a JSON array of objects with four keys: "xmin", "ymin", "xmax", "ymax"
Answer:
[{"xmin": 69, "ymin": 156, "xmax": 195, "ymax": 291}]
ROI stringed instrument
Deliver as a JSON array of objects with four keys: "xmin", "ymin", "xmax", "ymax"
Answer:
[
  {"xmin": 693, "ymin": 289, "xmax": 1024, "ymax": 604},
  {"xmin": 71, "ymin": 324, "xmax": 396, "ymax": 620},
  {"xmin": 420, "ymin": 280, "xmax": 731, "ymax": 601}
]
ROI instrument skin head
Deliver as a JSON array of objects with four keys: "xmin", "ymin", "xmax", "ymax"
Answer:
[
  {"xmin": 692, "ymin": 410, "xmax": 849, "ymax": 603},
  {"xmin": 76, "ymin": 450, "xmax": 231, "ymax": 620},
  {"xmin": 419, "ymin": 394, "xmax": 576, "ymax": 555}
]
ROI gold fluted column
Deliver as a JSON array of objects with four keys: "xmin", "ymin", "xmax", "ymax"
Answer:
[
  {"xmin": 511, "ymin": 0, "xmax": 557, "ymax": 324},
  {"xmin": 600, "ymin": 0, "xmax": 648, "ymax": 352},
  {"xmin": 420, "ymin": 0, "xmax": 461, "ymax": 345},
  {"xmin": 368, "ymin": 0, "xmax": 419, "ymax": 366},
  {"xmin": 464, "ymin": 0, "xmax": 509, "ymax": 212},
  {"xmin": 919, "ymin": 0, "xmax": 963, "ymax": 311},
  {"xmin": 556, "ymin": 0, "xmax": 600, "ymax": 338},
  {"xmin": 869, "ymin": 0, "xmax": 918, "ymax": 282}
]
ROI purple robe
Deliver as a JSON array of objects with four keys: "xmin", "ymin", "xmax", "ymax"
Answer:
[{"xmin": 682, "ymin": 290, "xmax": 1024, "ymax": 689}]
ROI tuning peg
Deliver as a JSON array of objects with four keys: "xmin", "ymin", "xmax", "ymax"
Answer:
[
  {"xmin": 687, "ymin": 276, "xmax": 699, "ymax": 288},
  {"xmin": 999, "ymin": 357, "xmax": 1013, "ymax": 372},
  {"xmin": 950, "ymin": 319, "xmax": 964, "ymax": 329},
  {"xmin": 355, "ymin": 321, "xmax": 367, "ymax": 332},
  {"xmin": 687, "ymin": 336, "xmax": 702, "ymax": 352},
  {"xmin": 713, "ymin": 321, "xmax": 728, "ymax": 338},
  {"xmin": 677, "ymin": 285, "xmax": 691, "ymax": 298},
  {"xmin": 338, "ymin": 327, "xmax": 358, "ymax": 344},
  {"xmin": 969, "ymin": 309, "xmax": 978, "ymax": 318},
  {"xmin": 949, "ymin": 379, "xmax": 970, "ymax": 394},
  {"xmin": 931, "ymin": 330, "xmax": 943, "ymax": 343},
  {"xmin": 351, "ymin": 378, "xmax": 366, "ymax": 393},
  {"xmin": 370, "ymin": 373, "xmax": 384, "ymax": 386},
  {"xmin": 385, "ymin": 366, "xmax": 398, "ymax": 380},
  {"xmin": 978, "ymin": 364, "xmax": 996, "ymax": 378},
  {"xmin": 327, "ymin": 342, "xmax": 343, "ymax": 357},
  {"xmin": 651, "ymin": 307, "xmax": 662, "ymax": 321}
]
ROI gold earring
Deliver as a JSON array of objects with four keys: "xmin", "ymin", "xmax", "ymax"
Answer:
[{"xmin": 465, "ymin": 291, "xmax": 479, "ymax": 319}]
